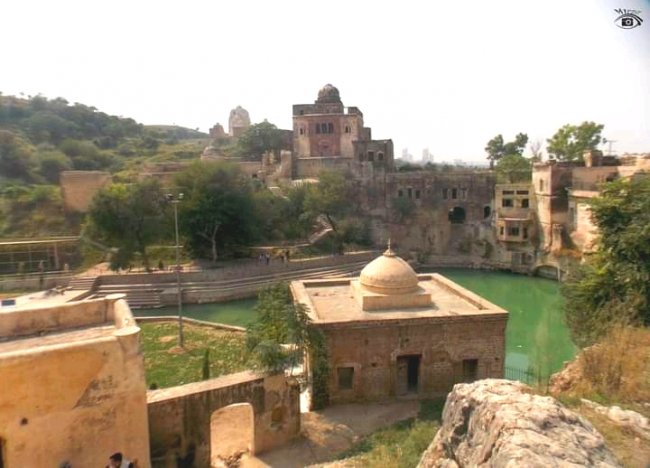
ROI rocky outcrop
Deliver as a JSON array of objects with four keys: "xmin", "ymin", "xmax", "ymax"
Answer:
[{"xmin": 418, "ymin": 379, "xmax": 621, "ymax": 467}]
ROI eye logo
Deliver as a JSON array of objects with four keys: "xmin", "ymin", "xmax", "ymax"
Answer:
[{"xmin": 614, "ymin": 9, "xmax": 643, "ymax": 29}]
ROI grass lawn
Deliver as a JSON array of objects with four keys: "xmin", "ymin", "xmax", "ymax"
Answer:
[
  {"xmin": 334, "ymin": 399, "xmax": 444, "ymax": 468},
  {"xmin": 140, "ymin": 322, "xmax": 255, "ymax": 389}
]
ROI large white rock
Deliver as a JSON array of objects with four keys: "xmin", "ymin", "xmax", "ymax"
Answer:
[{"xmin": 418, "ymin": 379, "xmax": 621, "ymax": 467}]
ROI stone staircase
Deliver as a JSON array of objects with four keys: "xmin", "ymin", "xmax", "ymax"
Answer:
[
  {"xmin": 67, "ymin": 276, "xmax": 98, "ymax": 290},
  {"xmin": 91, "ymin": 261, "xmax": 365, "ymax": 308}
]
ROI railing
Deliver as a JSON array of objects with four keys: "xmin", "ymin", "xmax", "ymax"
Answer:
[{"xmin": 504, "ymin": 366, "xmax": 549, "ymax": 387}]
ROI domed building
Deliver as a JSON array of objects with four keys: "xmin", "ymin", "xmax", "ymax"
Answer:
[
  {"xmin": 291, "ymin": 247, "xmax": 508, "ymax": 405},
  {"xmin": 291, "ymin": 84, "xmax": 394, "ymax": 168}
]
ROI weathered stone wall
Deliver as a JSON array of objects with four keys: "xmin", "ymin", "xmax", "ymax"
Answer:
[
  {"xmin": 60, "ymin": 170, "xmax": 112, "ymax": 213},
  {"xmin": 0, "ymin": 296, "xmax": 150, "ymax": 467},
  {"xmin": 320, "ymin": 315, "xmax": 507, "ymax": 404},
  {"xmin": 147, "ymin": 372, "xmax": 300, "ymax": 467}
]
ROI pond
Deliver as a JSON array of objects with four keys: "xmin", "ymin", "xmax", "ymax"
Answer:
[{"xmin": 138, "ymin": 269, "xmax": 576, "ymax": 379}]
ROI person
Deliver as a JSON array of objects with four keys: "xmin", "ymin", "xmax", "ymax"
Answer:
[
  {"xmin": 107, "ymin": 452, "xmax": 134, "ymax": 468},
  {"xmin": 265, "ymin": 253, "xmax": 270, "ymax": 265},
  {"xmin": 285, "ymin": 249, "xmax": 290, "ymax": 263},
  {"xmin": 158, "ymin": 259, "xmax": 164, "ymax": 271}
]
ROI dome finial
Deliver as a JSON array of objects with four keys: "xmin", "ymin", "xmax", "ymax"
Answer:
[{"xmin": 384, "ymin": 238, "xmax": 395, "ymax": 257}]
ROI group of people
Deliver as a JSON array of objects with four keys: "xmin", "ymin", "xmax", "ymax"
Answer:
[{"xmin": 257, "ymin": 250, "xmax": 291, "ymax": 265}]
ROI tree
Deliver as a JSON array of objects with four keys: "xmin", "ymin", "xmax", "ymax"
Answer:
[
  {"xmin": 303, "ymin": 170, "xmax": 351, "ymax": 233},
  {"xmin": 562, "ymin": 175, "xmax": 650, "ymax": 347},
  {"xmin": 0, "ymin": 130, "xmax": 35, "ymax": 181},
  {"xmin": 495, "ymin": 154, "xmax": 532, "ymax": 183},
  {"xmin": 87, "ymin": 179, "xmax": 167, "ymax": 270},
  {"xmin": 233, "ymin": 121, "xmax": 283, "ymax": 160},
  {"xmin": 546, "ymin": 121, "xmax": 604, "ymax": 161},
  {"xmin": 37, "ymin": 150, "xmax": 72, "ymax": 184},
  {"xmin": 485, "ymin": 133, "xmax": 528, "ymax": 168},
  {"xmin": 174, "ymin": 161, "xmax": 258, "ymax": 263},
  {"xmin": 246, "ymin": 283, "xmax": 329, "ymax": 408}
]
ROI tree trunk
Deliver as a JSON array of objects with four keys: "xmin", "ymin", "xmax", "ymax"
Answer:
[{"xmin": 210, "ymin": 225, "xmax": 220, "ymax": 263}]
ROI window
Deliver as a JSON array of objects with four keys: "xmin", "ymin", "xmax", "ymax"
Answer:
[
  {"xmin": 499, "ymin": 226, "xmax": 504, "ymax": 236},
  {"xmin": 508, "ymin": 226, "xmax": 520, "ymax": 236},
  {"xmin": 299, "ymin": 128, "xmax": 304, "ymax": 135},
  {"xmin": 461, "ymin": 188, "xmax": 468, "ymax": 200},
  {"xmin": 443, "ymin": 188, "xmax": 449, "ymax": 200},
  {"xmin": 378, "ymin": 152, "xmax": 384, "ymax": 161},
  {"xmin": 502, "ymin": 198, "xmax": 513, "ymax": 207},
  {"xmin": 328, "ymin": 123, "xmax": 334, "ymax": 134},
  {"xmin": 407, "ymin": 188, "xmax": 413, "ymax": 199},
  {"xmin": 484, "ymin": 206, "xmax": 491, "ymax": 218},
  {"xmin": 462, "ymin": 359, "xmax": 478, "ymax": 382},
  {"xmin": 451, "ymin": 188, "xmax": 458, "ymax": 199},
  {"xmin": 321, "ymin": 123, "xmax": 328, "ymax": 134},
  {"xmin": 521, "ymin": 198, "xmax": 529, "ymax": 208},
  {"xmin": 502, "ymin": 190, "xmax": 515, "ymax": 195},
  {"xmin": 516, "ymin": 190, "xmax": 529, "ymax": 195},
  {"xmin": 337, "ymin": 367, "xmax": 354, "ymax": 390},
  {"xmin": 368, "ymin": 151, "xmax": 375, "ymax": 162},
  {"xmin": 398, "ymin": 189, "xmax": 403, "ymax": 197},
  {"xmin": 300, "ymin": 110, "xmax": 304, "ymax": 115},
  {"xmin": 448, "ymin": 207, "xmax": 466, "ymax": 224},
  {"xmin": 539, "ymin": 179, "xmax": 544, "ymax": 192},
  {"xmin": 344, "ymin": 125, "xmax": 350, "ymax": 133},
  {"xmin": 523, "ymin": 227, "xmax": 528, "ymax": 239},
  {"xmin": 415, "ymin": 189, "xmax": 421, "ymax": 199}
]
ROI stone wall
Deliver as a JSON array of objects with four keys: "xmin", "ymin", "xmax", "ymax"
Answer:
[
  {"xmin": 0, "ymin": 295, "xmax": 150, "ymax": 467},
  {"xmin": 147, "ymin": 372, "xmax": 300, "ymax": 467},
  {"xmin": 320, "ymin": 314, "xmax": 507, "ymax": 404},
  {"xmin": 60, "ymin": 170, "xmax": 112, "ymax": 213}
]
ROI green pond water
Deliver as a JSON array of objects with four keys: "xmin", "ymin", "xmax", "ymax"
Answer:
[{"xmin": 139, "ymin": 269, "xmax": 576, "ymax": 378}]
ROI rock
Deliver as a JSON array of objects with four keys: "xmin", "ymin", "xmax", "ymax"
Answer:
[
  {"xmin": 418, "ymin": 379, "xmax": 621, "ymax": 467},
  {"xmin": 581, "ymin": 398, "xmax": 650, "ymax": 440}
]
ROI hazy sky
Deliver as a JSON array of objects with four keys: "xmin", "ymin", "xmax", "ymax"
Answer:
[{"xmin": 3, "ymin": 0, "xmax": 649, "ymax": 162}]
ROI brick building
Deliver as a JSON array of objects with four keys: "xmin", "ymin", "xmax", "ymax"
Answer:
[{"xmin": 291, "ymin": 247, "xmax": 508, "ymax": 405}]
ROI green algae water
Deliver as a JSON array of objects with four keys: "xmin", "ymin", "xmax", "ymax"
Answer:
[
  {"xmin": 137, "ymin": 298, "xmax": 257, "ymax": 328},
  {"xmin": 139, "ymin": 269, "xmax": 576, "ymax": 379},
  {"xmin": 434, "ymin": 268, "xmax": 576, "ymax": 378}
]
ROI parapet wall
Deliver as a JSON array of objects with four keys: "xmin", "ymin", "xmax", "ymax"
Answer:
[{"xmin": 147, "ymin": 372, "xmax": 300, "ymax": 467}]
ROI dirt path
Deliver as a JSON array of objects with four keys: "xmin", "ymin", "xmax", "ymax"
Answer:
[{"xmin": 240, "ymin": 400, "xmax": 419, "ymax": 468}]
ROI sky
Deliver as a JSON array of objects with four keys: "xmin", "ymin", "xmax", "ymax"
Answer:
[{"xmin": 2, "ymin": 0, "xmax": 649, "ymax": 163}]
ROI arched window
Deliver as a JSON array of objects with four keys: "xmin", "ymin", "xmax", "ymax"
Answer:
[
  {"xmin": 448, "ymin": 207, "xmax": 466, "ymax": 224},
  {"xmin": 345, "ymin": 126, "xmax": 350, "ymax": 133},
  {"xmin": 483, "ymin": 206, "xmax": 491, "ymax": 218}
]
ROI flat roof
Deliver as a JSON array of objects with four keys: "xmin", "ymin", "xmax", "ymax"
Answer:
[
  {"xmin": 0, "ymin": 324, "xmax": 115, "ymax": 353},
  {"xmin": 291, "ymin": 273, "xmax": 507, "ymax": 327}
]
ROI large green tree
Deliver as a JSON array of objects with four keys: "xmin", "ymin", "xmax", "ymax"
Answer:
[
  {"xmin": 485, "ymin": 133, "xmax": 528, "ymax": 169},
  {"xmin": 546, "ymin": 121, "xmax": 604, "ymax": 161},
  {"xmin": 303, "ymin": 170, "xmax": 351, "ymax": 232},
  {"xmin": 87, "ymin": 178, "xmax": 167, "ymax": 270},
  {"xmin": 174, "ymin": 161, "xmax": 258, "ymax": 262},
  {"xmin": 562, "ymin": 175, "xmax": 650, "ymax": 347},
  {"xmin": 233, "ymin": 121, "xmax": 284, "ymax": 161},
  {"xmin": 495, "ymin": 154, "xmax": 532, "ymax": 183}
]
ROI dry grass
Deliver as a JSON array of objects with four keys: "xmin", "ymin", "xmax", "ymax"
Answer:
[{"xmin": 573, "ymin": 326, "xmax": 650, "ymax": 406}]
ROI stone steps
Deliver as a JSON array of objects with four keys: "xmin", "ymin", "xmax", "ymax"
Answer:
[{"xmin": 67, "ymin": 276, "xmax": 98, "ymax": 290}]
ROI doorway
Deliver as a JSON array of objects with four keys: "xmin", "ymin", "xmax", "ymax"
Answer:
[{"xmin": 396, "ymin": 355, "xmax": 421, "ymax": 396}]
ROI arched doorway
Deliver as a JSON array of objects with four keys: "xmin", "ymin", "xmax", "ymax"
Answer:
[
  {"xmin": 210, "ymin": 403, "xmax": 255, "ymax": 465},
  {"xmin": 448, "ymin": 206, "xmax": 466, "ymax": 224}
]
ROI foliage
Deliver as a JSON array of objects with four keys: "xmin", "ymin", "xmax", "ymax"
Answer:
[
  {"xmin": 562, "ymin": 176, "xmax": 650, "ymax": 346},
  {"xmin": 174, "ymin": 161, "xmax": 258, "ymax": 262},
  {"xmin": 87, "ymin": 178, "xmax": 167, "ymax": 270},
  {"xmin": 36, "ymin": 149, "xmax": 72, "ymax": 183},
  {"xmin": 335, "ymin": 399, "xmax": 444, "ymax": 468},
  {"xmin": 304, "ymin": 170, "xmax": 352, "ymax": 232},
  {"xmin": 392, "ymin": 197, "xmax": 416, "ymax": 222},
  {"xmin": 0, "ymin": 130, "xmax": 35, "ymax": 181},
  {"xmin": 485, "ymin": 132, "xmax": 528, "ymax": 168},
  {"xmin": 246, "ymin": 283, "xmax": 330, "ymax": 408},
  {"xmin": 233, "ymin": 121, "xmax": 284, "ymax": 160},
  {"xmin": 546, "ymin": 121, "xmax": 604, "ymax": 161},
  {"xmin": 140, "ymin": 322, "xmax": 252, "ymax": 389},
  {"xmin": 495, "ymin": 154, "xmax": 532, "ymax": 183}
]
